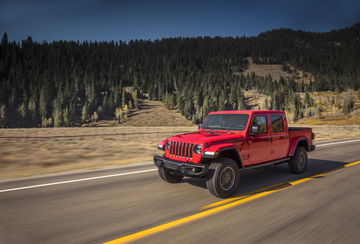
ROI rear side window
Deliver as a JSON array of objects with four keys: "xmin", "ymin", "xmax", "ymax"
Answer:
[
  {"xmin": 252, "ymin": 116, "xmax": 268, "ymax": 133},
  {"xmin": 271, "ymin": 115, "xmax": 283, "ymax": 132}
]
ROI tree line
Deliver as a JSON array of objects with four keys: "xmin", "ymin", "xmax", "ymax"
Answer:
[{"xmin": 0, "ymin": 23, "xmax": 359, "ymax": 127}]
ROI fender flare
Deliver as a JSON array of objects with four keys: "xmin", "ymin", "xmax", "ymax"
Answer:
[
  {"xmin": 204, "ymin": 144, "xmax": 244, "ymax": 168},
  {"xmin": 288, "ymin": 136, "xmax": 309, "ymax": 157}
]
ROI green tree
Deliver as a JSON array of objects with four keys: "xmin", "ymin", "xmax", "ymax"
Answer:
[
  {"xmin": 28, "ymin": 97, "xmax": 38, "ymax": 126},
  {"xmin": 0, "ymin": 104, "xmax": 8, "ymax": 127},
  {"xmin": 81, "ymin": 103, "xmax": 90, "ymax": 124},
  {"xmin": 237, "ymin": 90, "xmax": 246, "ymax": 110},
  {"xmin": 39, "ymin": 87, "xmax": 49, "ymax": 119},
  {"xmin": 304, "ymin": 93, "xmax": 313, "ymax": 107},
  {"xmin": 18, "ymin": 103, "xmax": 28, "ymax": 127},
  {"xmin": 342, "ymin": 93, "xmax": 355, "ymax": 115},
  {"xmin": 53, "ymin": 95, "xmax": 63, "ymax": 127},
  {"xmin": 63, "ymin": 107, "xmax": 70, "ymax": 126},
  {"xmin": 293, "ymin": 94, "xmax": 303, "ymax": 121},
  {"xmin": 133, "ymin": 91, "xmax": 139, "ymax": 109}
]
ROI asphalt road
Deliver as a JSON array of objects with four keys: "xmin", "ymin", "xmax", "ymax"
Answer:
[{"xmin": 1, "ymin": 139, "xmax": 360, "ymax": 244}]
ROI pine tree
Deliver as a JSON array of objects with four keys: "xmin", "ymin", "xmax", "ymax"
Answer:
[
  {"xmin": 1, "ymin": 32, "xmax": 8, "ymax": 47},
  {"xmin": 18, "ymin": 103, "xmax": 28, "ymax": 127},
  {"xmin": 133, "ymin": 91, "xmax": 139, "ymax": 109},
  {"xmin": 81, "ymin": 103, "xmax": 90, "ymax": 124},
  {"xmin": 304, "ymin": 93, "xmax": 311, "ymax": 107},
  {"xmin": 39, "ymin": 87, "xmax": 49, "ymax": 119},
  {"xmin": 122, "ymin": 89, "xmax": 127, "ymax": 107},
  {"xmin": 293, "ymin": 94, "xmax": 303, "ymax": 121},
  {"xmin": 53, "ymin": 95, "xmax": 63, "ymax": 127},
  {"xmin": 28, "ymin": 97, "xmax": 37, "ymax": 126},
  {"xmin": 41, "ymin": 117, "xmax": 48, "ymax": 128},
  {"xmin": 264, "ymin": 98, "xmax": 270, "ymax": 110},
  {"xmin": 53, "ymin": 107, "xmax": 63, "ymax": 127},
  {"xmin": 202, "ymin": 96, "xmax": 209, "ymax": 119},
  {"xmin": 342, "ymin": 92, "xmax": 355, "ymax": 115},
  {"xmin": 93, "ymin": 111, "xmax": 99, "ymax": 122},
  {"xmin": 63, "ymin": 107, "xmax": 70, "ymax": 126},
  {"xmin": 0, "ymin": 104, "xmax": 8, "ymax": 127},
  {"xmin": 237, "ymin": 90, "xmax": 246, "ymax": 110}
]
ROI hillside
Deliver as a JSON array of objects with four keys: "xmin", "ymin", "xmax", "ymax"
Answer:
[
  {"xmin": 242, "ymin": 89, "xmax": 360, "ymax": 124},
  {"xmin": 0, "ymin": 23, "xmax": 359, "ymax": 128},
  {"xmin": 97, "ymin": 99, "xmax": 192, "ymax": 126},
  {"xmin": 241, "ymin": 57, "xmax": 312, "ymax": 83}
]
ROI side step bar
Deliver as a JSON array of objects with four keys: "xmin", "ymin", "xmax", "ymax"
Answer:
[{"xmin": 240, "ymin": 157, "xmax": 290, "ymax": 171}]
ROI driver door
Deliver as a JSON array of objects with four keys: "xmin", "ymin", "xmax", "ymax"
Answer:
[{"xmin": 248, "ymin": 114, "xmax": 272, "ymax": 165}]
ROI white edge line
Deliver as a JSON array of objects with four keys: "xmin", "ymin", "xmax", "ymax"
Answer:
[
  {"xmin": 0, "ymin": 169, "xmax": 157, "ymax": 193},
  {"xmin": 1, "ymin": 138, "xmax": 360, "ymax": 193},
  {"xmin": 316, "ymin": 138, "xmax": 360, "ymax": 147}
]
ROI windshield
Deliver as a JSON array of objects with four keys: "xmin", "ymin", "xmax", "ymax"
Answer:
[{"xmin": 202, "ymin": 114, "xmax": 249, "ymax": 131}]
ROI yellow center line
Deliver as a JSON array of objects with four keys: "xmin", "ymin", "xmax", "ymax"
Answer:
[
  {"xmin": 344, "ymin": 161, "xmax": 360, "ymax": 167},
  {"xmin": 201, "ymin": 181, "xmax": 287, "ymax": 210},
  {"xmin": 104, "ymin": 160, "xmax": 360, "ymax": 244}
]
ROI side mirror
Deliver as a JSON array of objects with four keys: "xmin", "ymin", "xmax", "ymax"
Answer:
[
  {"xmin": 198, "ymin": 123, "xmax": 202, "ymax": 130},
  {"xmin": 250, "ymin": 125, "xmax": 260, "ymax": 135}
]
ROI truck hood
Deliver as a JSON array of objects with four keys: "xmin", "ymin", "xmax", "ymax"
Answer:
[{"xmin": 168, "ymin": 131, "xmax": 245, "ymax": 145}]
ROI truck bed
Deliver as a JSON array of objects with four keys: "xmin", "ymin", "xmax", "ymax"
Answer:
[
  {"xmin": 289, "ymin": 127, "xmax": 312, "ymax": 131},
  {"xmin": 289, "ymin": 127, "xmax": 314, "ymax": 151}
]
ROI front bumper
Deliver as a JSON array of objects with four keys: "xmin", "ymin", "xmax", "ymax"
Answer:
[{"xmin": 154, "ymin": 155, "xmax": 208, "ymax": 177}]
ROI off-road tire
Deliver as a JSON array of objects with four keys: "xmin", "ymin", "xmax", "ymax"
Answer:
[
  {"xmin": 206, "ymin": 158, "xmax": 240, "ymax": 198},
  {"xmin": 288, "ymin": 146, "xmax": 308, "ymax": 174},
  {"xmin": 158, "ymin": 167, "xmax": 184, "ymax": 183}
]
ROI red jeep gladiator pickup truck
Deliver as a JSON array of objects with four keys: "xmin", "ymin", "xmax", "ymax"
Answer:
[{"xmin": 154, "ymin": 110, "xmax": 315, "ymax": 198}]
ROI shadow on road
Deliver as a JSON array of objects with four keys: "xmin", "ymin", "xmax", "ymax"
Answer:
[{"xmin": 182, "ymin": 158, "xmax": 347, "ymax": 197}]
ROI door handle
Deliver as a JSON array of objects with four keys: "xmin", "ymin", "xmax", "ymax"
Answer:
[{"xmin": 280, "ymin": 136, "xmax": 285, "ymax": 139}]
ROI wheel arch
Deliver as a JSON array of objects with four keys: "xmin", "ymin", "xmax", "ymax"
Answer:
[
  {"xmin": 218, "ymin": 148, "xmax": 244, "ymax": 169},
  {"xmin": 289, "ymin": 137, "xmax": 310, "ymax": 157}
]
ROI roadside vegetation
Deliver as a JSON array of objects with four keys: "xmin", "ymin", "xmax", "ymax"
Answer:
[{"xmin": 1, "ymin": 125, "xmax": 359, "ymax": 179}]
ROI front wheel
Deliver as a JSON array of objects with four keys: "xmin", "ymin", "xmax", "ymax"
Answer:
[
  {"xmin": 288, "ymin": 146, "xmax": 308, "ymax": 174},
  {"xmin": 206, "ymin": 158, "xmax": 240, "ymax": 198},
  {"xmin": 158, "ymin": 167, "xmax": 184, "ymax": 183}
]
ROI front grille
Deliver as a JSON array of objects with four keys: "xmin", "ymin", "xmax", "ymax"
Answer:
[{"xmin": 169, "ymin": 141, "xmax": 195, "ymax": 159}]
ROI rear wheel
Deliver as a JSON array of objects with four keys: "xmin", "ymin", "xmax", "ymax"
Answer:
[
  {"xmin": 206, "ymin": 158, "xmax": 240, "ymax": 198},
  {"xmin": 158, "ymin": 167, "xmax": 184, "ymax": 183},
  {"xmin": 288, "ymin": 146, "xmax": 308, "ymax": 174}
]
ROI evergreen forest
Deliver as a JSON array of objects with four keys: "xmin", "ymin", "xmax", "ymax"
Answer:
[{"xmin": 0, "ymin": 23, "xmax": 359, "ymax": 127}]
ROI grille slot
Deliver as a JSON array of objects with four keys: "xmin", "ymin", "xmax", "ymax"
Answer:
[{"xmin": 169, "ymin": 141, "xmax": 194, "ymax": 159}]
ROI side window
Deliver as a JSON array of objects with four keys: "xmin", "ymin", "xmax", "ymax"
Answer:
[
  {"xmin": 252, "ymin": 116, "xmax": 268, "ymax": 134},
  {"xmin": 271, "ymin": 115, "xmax": 283, "ymax": 132}
]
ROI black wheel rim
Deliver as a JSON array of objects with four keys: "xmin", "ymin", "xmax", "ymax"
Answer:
[
  {"xmin": 298, "ymin": 152, "xmax": 306, "ymax": 169},
  {"xmin": 219, "ymin": 166, "xmax": 236, "ymax": 191}
]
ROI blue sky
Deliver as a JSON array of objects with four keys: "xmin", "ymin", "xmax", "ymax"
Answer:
[{"xmin": 1, "ymin": 0, "xmax": 359, "ymax": 42}]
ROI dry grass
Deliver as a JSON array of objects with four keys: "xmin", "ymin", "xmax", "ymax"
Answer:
[
  {"xmin": 0, "ymin": 127, "xmax": 196, "ymax": 179},
  {"xmin": 243, "ymin": 90, "xmax": 270, "ymax": 110},
  {"xmin": 290, "ymin": 124, "xmax": 360, "ymax": 141},
  {"xmin": 297, "ymin": 90, "xmax": 360, "ymax": 125},
  {"xmin": 94, "ymin": 99, "xmax": 193, "ymax": 127},
  {"xmin": 120, "ymin": 99, "xmax": 193, "ymax": 126},
  {"xmin": 242, "ymin": 89, "xmax": 360, "ymax": 124},
  {"xmin": 1, "ymin": 124, "xmax": 359, "ymax": 180},
  {"xmin": 240, "ymin": 57, "xmax": 312, "ymax": 82}
]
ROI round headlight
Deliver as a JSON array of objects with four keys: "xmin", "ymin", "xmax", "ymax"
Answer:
[
  {"xmin": 166, "ymin": 141, "xmax": 171, "ymax": 149},
  {"xmin": 193, "ymin": 144, "xmax": 202, "ymax": 154}
]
